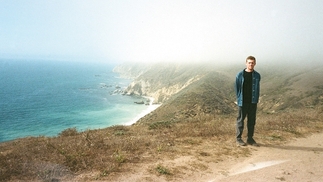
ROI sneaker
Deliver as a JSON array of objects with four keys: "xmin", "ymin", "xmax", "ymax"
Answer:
[
  {"xmin": 237, "ymin": 139, "xmax": 246, "ymax": 146},
  {"xmin": 247, "ymin": 138, "xmax": 259, "ymax": 147}
]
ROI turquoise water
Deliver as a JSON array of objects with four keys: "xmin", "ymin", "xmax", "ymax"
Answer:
[{"xmin": 0, "ymin": 59, "xmax": 147, "ymax": 142}]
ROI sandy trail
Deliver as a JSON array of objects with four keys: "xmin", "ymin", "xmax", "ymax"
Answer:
[
  {"xmin": 103, "ymin": 132, "xmax": 323, "ymax": 182},
  {"xmin": 206, "ymin": 132, "xmax": 323, "ymax": 182}
]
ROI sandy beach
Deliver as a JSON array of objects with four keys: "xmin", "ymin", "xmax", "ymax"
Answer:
[{"xmin": 124, "ymin": 97, "xmax": 161, "ymax": 126}]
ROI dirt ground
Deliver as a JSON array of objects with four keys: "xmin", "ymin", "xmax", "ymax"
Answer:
[
  {"xmin": 209, "ymin": 132, "xmax": 323, "ymax": 182},
  {"xmin": 107, "ymin": 132, "xmax": 323, "ymax": 182}
]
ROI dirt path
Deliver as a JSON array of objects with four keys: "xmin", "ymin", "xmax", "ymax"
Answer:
[
  {"xmin": 205, "ymin": 132, "xmax": 323, "ymax": 182},
  {"xmin": 103, "ymin": 132, "xmax": 323, "ymax": 182}
]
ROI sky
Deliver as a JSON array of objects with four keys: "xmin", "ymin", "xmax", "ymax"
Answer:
[{"xmin": 0, "ymin": 0, "xmax": 322, "ymax": 63}]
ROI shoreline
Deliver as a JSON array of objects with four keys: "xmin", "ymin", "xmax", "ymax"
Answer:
[
  {"xmin": 0, "ymin": 97, "xmax": 161, "ymax": 144},
  {"xmin": 0, "ymin": 63, "xmax": 155, "ymax": 143},
  {"xmin": 124, "ymin": 96, "xmax": 161, "ymax": 126}
]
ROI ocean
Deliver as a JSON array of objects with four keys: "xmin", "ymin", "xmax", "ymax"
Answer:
[{"xmin": 0, "ymin": 59, "xmax": 157, "ymax": 143}]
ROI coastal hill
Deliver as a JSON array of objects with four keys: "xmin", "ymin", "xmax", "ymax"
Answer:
[
  {"xmin": 114, "ymin": 61, "xmax": 323, "ymax": 123},
  {"xmin": 114, "ymin": 62, "xmax": 214, "ymax": 103},
  {"xmin": 1, "ymin": 61, "xmax": 323, "ymax": 181},
  {"xmin": 114, "ymin": 62, "xmax": 237, "ymax": 123}
]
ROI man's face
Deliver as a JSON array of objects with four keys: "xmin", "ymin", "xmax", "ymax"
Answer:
[{"xmin": 246, "ymin": 59, "xmax": 256, "ymax": 71}]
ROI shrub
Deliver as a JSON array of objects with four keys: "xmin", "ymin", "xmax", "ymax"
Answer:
[
  {"xmin": 58, "ymin": 128, "xmax": 78, "ymax": 137},
  {"xmin": 156, "ymin": 164, "xmax": 171, "ymax": 175},
  {"xmin": 149, "ymin": 121, "xmax": 173, "ymax": 130}
]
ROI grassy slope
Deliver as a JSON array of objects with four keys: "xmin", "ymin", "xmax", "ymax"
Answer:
[
  {"xmin": 1, "ymin": 62, "xmax": 323, "ymax": 181},
  {"xmin": 137, "ymin": 70, "xmax": 236, "ymax": 125}
]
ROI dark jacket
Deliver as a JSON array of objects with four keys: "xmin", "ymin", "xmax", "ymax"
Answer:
[{"xmin": 235, "ymin": 69, "xmax": 261, "ymax": 106}]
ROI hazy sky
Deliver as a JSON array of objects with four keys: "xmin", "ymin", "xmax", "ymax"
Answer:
[{"xmin": 1, "ymin": 0, "xmax": 322, "ymax": 63}]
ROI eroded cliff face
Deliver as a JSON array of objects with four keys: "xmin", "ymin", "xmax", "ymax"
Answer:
[
  {"xmin": 114, "ymin": 62, "xmax": 211, "ymax": 103},
  {"xmin": 124, "ymin": 75, "xmax": 202, "ymax": 103}
]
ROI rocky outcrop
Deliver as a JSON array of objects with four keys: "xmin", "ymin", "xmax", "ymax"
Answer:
[
  {"xmin": 114, "ymin": 62, "xmax": 211, "ymax": 103},
  {"xmin": 124, "ymin": 75, "xmax": 202, "ymax": 103}
]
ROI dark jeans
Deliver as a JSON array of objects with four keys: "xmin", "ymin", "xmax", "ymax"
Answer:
[{"xmin": 236, "ymin": 103, "xmax": 257, "ymax": 140}]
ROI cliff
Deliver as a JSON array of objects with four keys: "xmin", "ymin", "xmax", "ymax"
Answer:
[
  {"xmin": 114, "ymin": 62, "xmax": 239, "ymax": 123},
  {"xmin": 114, "ymin": 62, "xmax": 215, "ymax": 103}
]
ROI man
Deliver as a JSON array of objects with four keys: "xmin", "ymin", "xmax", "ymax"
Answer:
[{"xmin": 235, "ymin": 56, "xmax": 261, "ymax": 146}]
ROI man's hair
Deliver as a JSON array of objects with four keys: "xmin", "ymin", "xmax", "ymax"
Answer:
[{"xmin": 246, "ymin": 56, "xmax": 256, "ymax": 62}]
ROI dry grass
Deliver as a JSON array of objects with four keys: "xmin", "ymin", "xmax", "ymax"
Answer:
[
  {"xmin": 1, "ymin": 107, "xmax": 323, "ymax": 181},
  {"xmin": 257, "ymin": 107, "xmax": 323, "ymax": 144}
]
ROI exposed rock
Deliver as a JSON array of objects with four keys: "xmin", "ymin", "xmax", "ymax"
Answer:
[
  {"xmin": 134, "ymin": 101, "xmax": 144, "ymax": 104},
  {"xmin": 115, "ymin": 62, "xmax": 212, "ymax": 103}
]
